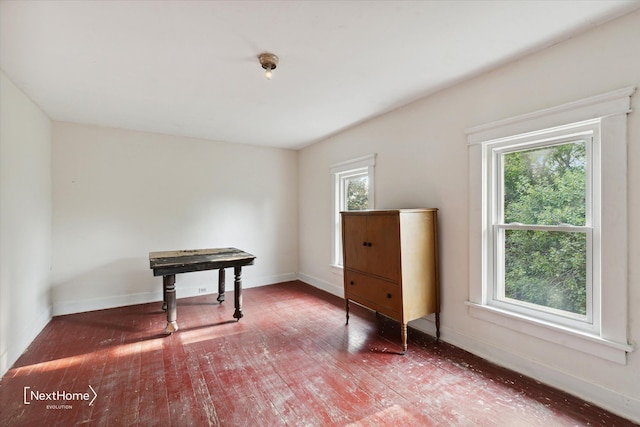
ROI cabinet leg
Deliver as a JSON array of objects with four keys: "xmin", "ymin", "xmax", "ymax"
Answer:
[
  {"xmin": 345, "ymin": 299, "xmax": 350, "ymax": 325},
  {"xmin": 401, "ymin": 323, "xmax": 408, "ymax": 355},
  {"xmin": 435, "ymin": 311, "xmax": 441, "ymax": 342}
]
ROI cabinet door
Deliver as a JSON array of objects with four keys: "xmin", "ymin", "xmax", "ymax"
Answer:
[
  {"xmin": 366, "ymin": 214, "xmax": 400, "ymax": 281},
  {"xmin": 342, "ymin": 214, "xmax": 368, "ymax": 272}
]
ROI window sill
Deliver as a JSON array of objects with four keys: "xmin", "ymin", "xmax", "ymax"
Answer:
[
  {"xmin": 465, "ymin": 301, "xmax": 634, "ymax": 364},
  {"xmin": 330, "ymin": 264, "xmax": 344, "ymax": 275}
]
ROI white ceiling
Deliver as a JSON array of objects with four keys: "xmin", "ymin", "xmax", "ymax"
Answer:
[{"xmin": 2, "ymin": 1, "xmax": 639, "ymax": 149}]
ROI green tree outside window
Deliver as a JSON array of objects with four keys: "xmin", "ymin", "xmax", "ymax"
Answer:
[
  {"xmin": 502, "ymin": 141, "xmax": 587, "ymax": 315},
  {"xmin": 346, "ymin": 176, "xmax": 368, "ymax": 211}
]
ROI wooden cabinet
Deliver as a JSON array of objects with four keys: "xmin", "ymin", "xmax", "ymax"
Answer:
[{"xmin": 341, "ymin": 209, "xmax": 440, "ymax": 353}]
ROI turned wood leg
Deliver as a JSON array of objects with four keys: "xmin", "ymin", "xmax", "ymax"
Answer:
[
  {"xmin": 164, "ymin": 274, "xmax": 178, "ymax": 333},
  {"xmin": 233, "ymin": 267, "xmax": 243, "ymax": 321},
  {"xmin": 345, "ymin": 299, "xmax": 350, "ymax": 325},
  {"xmin": 401, "ymin": 323, "xmax": 408, "ymax": 355},
  {"xmin": 162, "ymin": 278, "xmax": 167, "ymax": 311},
  {"xmin": 217, "ymin": 268, "xmax": 226, "ymax": 303}
]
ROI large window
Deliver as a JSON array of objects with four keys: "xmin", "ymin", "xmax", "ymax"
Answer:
[
  {"xmin": 467, "ymin": 87, "xmax": 634, "ymax": 363},
  {"xmin": 331, "ymin": 154, "xmax": 375, "ymax": 267},
  {"xmin": 488, "ymin": 123, "xmax": 598, "ymax": 332}
]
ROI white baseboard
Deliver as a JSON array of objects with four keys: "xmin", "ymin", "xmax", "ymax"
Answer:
[
  {"xmin": 52, "ymin": 290, "xmax": 164, "ymax": 316},
  {"xmin": 439, "ymin": 326, "xmax": 640, "ymax": 424},
  {"xmin": 408, "ymin": 315, "xmax": 439, "ymax": 338},
  {"xmin": 298, "ymin": 272, "xmax": 343, "ymax": 298},
  {"xmin": 52, "ymin": 272, "xmax": 299, "ymax": 316},
  {"xmin": 249, "ymin": 272, "xmax": 297, "ymax": 287},
  {"xmin": 1, "ymin": 305, "xmax": 52, "ymax": 377}
]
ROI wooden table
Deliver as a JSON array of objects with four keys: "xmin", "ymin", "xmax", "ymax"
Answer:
[{"xmin": 149, "ymin": 247, "xmax": 256, "ymax": 333}]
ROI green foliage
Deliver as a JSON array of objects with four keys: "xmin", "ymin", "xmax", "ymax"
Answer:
[
  {"xmin": 502, "ymin": 142, "xmax": 587, "ymax": 315},
  {"xmin": 504, "ymin": 143, "xmax": 586, "ymax": 225},
  {"xmin": 504, "ymin": 230, "xmax": 586, "ymax": 315},
  {"xmin": 346, "ymin": 177, "xmax": 368, "ymax": 211}
]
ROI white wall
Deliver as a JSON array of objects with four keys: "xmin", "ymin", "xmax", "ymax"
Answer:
[
  {"xmin": 52, "ymin": 123, "xmax": 298, "ymax": 315},
  {"xmin": 298, "ymin": 10, "xmax": 640, "ymax": 422},
  {"xmin": 0, "ymin": 70, "xmax": 52, "ymax": 375},
  {"xmin": 3, "ymin": 7, "xmax": 639, "ymax": 421}
]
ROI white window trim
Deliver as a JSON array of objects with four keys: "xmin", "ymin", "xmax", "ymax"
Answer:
[
  {"xmin": 487, "ymin": 123, "xmax": 599, "ymax": 332},
  {"xmin": 466, "ymin": 87, "xmax": 635, "ymax": 364},
  {"xmin": 330, "ymin": 154, "xmax": 376, "ymax": 270}
]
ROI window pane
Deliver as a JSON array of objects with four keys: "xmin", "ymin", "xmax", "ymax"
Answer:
[
  {"xmin": 503, "ymin": 142, "xmax": 586, "ymax": 226},
  {"xmin": 503, "ymin": 229, "xmax": 587, "ymax": 316},
  {"xmin": 345, "ymin": 176, "xmax": 368, "ymax": 210}
]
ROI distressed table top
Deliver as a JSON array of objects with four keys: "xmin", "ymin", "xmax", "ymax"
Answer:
[{"xmin": 149, "ymin": 247, "xmax": 256, "ymax": 276}]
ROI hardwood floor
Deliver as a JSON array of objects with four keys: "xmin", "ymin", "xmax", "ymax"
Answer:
[{"xmin": 0, "ymin": 281, "xmax": 636, "ymax": 426}]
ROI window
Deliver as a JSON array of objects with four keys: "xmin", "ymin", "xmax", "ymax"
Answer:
[
  {"xmin": 467, "ymin": 87, "xmax": 634, "ymax": 363},
  {"xmin": 331, "ymin": 154, "xmax": 375, "ymax": 267},
  {"xmin": 488, "ymin": 123, "xmax": 598, "ymax": 332}
]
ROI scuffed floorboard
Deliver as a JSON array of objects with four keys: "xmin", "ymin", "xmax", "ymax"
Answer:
[{"xmin": 0, "ymin": 281, "xmax": 636, "ymax": 426}]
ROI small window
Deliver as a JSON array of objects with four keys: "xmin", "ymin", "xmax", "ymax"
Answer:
[
  {"xmin": 341, "ymin": 170, "xmax": 369, "ymax": 212},
  {"xmin": 331, "ymin": 154, "xmax": 375, "ymax": 267}
]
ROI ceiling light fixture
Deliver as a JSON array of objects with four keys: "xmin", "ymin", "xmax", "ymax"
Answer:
[{"xmin": 258, "ymin": 52, "xmax": 278, "ymax": 80}]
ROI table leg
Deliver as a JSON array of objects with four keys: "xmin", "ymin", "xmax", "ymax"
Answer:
[
  {"xmin": 217, "ymin": 268, "xmax": 225, "ymax": 303},
  {"xmin": 162, "ymin": 281, "xmax": 167, "ymax": 311},
  {"xmin": 233, "ymin": 266, "xmax": 243, "ymax": 321},
  {"xmin": 164, "ymin": 274, "xmax": 178, "ymax": 333}
]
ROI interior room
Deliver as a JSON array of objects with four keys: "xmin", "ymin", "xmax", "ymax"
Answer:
[{"xmin": 1, "ymin": 1, "xmax": 639, "ymax": 425}]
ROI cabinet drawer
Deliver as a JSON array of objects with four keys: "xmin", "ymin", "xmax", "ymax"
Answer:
[{"xmin": 344, "ymin": 270, "xmax": 401, "ymax": 317}]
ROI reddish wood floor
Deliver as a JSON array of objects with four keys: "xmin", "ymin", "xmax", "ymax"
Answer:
[{"xmin": 0, "ymin": 281, "xmax": 636, "ymax": 426}]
